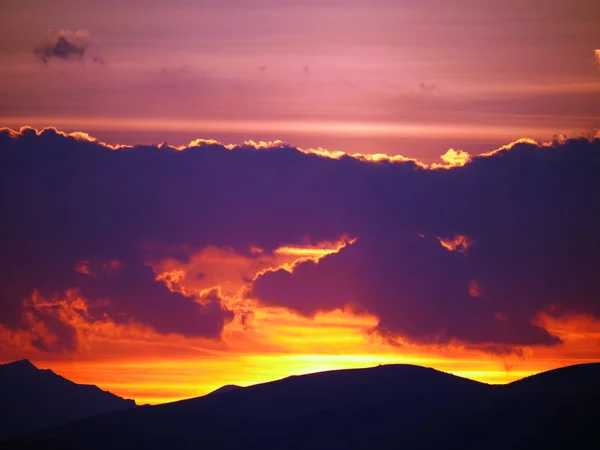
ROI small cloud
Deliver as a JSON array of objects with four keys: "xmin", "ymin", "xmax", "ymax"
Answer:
[
  {"xmin": 469, "ymin": 280, "xmax": 481, "ymax": 297},
  {"xmin": 249, "ymin": 245, "xmax": 264, "ymax": 254},
  {"xmin": 75, "ymin": 261, "xmax": 92, "ymax": 276},
  {"xmin": 34, "ymin": 29, "xmax": 103, "ymax": 65},
  {"xmin": 101, "ymin": 259, "xmax": 122, "ymax": 276},
  {"xmin": 439, "ymin": 148, "xmax": 471, "ymax": 168},
  {"xmin": 429, "ymin": 149, "xmax": 472, "ymax": 170},
  {"xmin": 437, "ymin": 235, "xmax": 474, "ymax": 253},
  {"xmin": 419, "ymin": 82, "xmax": 438, "ymax": 92},
  {"xmin": 34, "ymin": 29, "xmax": 89, "ymax": 63},
  {"xmin": 75, "ymin": 259, "xmax": 122, "ymax": 277}
]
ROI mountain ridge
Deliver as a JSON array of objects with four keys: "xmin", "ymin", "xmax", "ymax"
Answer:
[
  {"xmin": 0, "ymin": 359, "xmax": 136, "ymax": 442},
  {"xmin": 2, "ymin": 362, "xmax": 599, "ymax": 449}
]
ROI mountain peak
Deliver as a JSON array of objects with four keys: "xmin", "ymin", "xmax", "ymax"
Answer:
[
  {"xmin": 1, "ymin": 359, "xmax": 38, "ymax": 371},
  {"xmin": 0, "ymin": 359, "xmax": 136, "ymax": 441}
]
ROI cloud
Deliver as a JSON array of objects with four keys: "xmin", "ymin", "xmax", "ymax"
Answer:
[
  {"xmin": 431, "ymin": 149, "xmax": 472, "ymax": 169},
  {"xmin": 248, "ymin": 137, "xmax": 600, "ymax": 348},
  {"xmin": 436, "ymin": 234, "xmax": 474, "ymax": 252},
  {"xmin": 250, "ymin": 234, "xmax": 562, "ymax": 348},
  {"xmin": 419, "ymin": 82, "xmax": 438, "ymax": 92},
  {"xmin": 33, "ymin": 29, "xmax": 100, "ymax": 64},
  {"xmin": 0, "ymin": 127, "xmax": 599, "ymax": 353},
  {"xmin": 595, "ymin": 49, "xmax": 600, "ymax": 67}
]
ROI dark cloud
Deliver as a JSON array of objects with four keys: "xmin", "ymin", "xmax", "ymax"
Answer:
[
  {"xmin": 26, "ymin": 304, "xmax": 78, "ymax": 353},
  {"xmin": 1, "ymin": 128, "xmax": 599, "ymax": 352},
  {"xmin": 251, "ymin": 235, "xmax": 560, "ymax": 347},
  {"xmin": 249, "ymin": 137, "xmax": 600, "ymax": 348},
  {"xmin": 33, "ymin": 29, "xmax": 102, "ymax": 64}
]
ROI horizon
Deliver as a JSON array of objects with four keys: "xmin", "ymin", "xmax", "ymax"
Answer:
[
  {"xmin": 5, "ymin": 356, "xmax": 598, "ymax": 406},
  {"xmin": 1, "ymin": 0, "xmax": 600, "ymax": 407}
]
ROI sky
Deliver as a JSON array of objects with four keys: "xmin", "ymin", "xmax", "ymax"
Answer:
[
  {"xmin": 0, "ymin": 0, "xmax": 600, "ymax": 404},
  {"xmin": 1, "ymin": 0, "xmax": 599, "ymax": 161}
]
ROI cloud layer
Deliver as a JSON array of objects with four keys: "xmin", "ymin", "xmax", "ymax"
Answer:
[{"xmin": 1, "ymin": 128, "xmax": 599, "ymax": 353}]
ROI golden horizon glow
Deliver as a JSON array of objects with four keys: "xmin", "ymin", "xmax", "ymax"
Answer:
[
  {"xmin": 2, "ymin": 239, "xmax": 599, "ymax": 405},
  {"xmin": 4, "ymin": 307, "xmax": 598, "ymax": 405}
]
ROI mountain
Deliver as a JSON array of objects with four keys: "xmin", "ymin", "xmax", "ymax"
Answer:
[
  {"xmin": 3, "ymin": 362, "xmax": 599, "ymax": 450},
  {"xmin": 0, "ymin": 359, "xmax": 136, "ymax": 442}
]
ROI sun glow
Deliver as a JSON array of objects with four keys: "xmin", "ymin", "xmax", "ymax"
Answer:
[{"xmin": 2, "ymin": 247, "xmax": 598, "ymax": 404}]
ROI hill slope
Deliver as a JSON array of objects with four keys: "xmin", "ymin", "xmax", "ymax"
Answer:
[
  {"xmin": 0, "ymin": 360, "xmax": 136, "ymax": 441},
  {"xmin": 3, "ymin": 363, "xmax": 600, "ymax": 450}
]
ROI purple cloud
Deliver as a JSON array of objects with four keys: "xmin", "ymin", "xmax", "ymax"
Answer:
[{"xmin": 1, "ymin": 128, "xmax": 599, "ymax": 352}]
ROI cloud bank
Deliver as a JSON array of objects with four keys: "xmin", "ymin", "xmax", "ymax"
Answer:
[{"xmin": 1, "ymin": 127, "xmax": 599, "ymax": 353}]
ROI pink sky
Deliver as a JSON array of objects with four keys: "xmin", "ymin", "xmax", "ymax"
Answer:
[{"xmin": 1, "ymin": 0, "xmax": 599, "ymax": 162}]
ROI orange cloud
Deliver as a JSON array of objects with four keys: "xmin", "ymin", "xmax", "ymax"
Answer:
[
  {"xmin": 152, "ymin": 238, "xmax": 355, "ymax": 301},
  {"xmin": 272, "ymin": 238, "xmax": 357, "ymax": 270},
  {"xmin": 75, "ymin": 259, "xmax": 122, "ymax": 277},
  {"xmin": 436, "ymin": 234, "xmax": 474, "ymax": 252},
  {"xmin": 3, "ymin": 288, "xmax": 599, "ymax": 405},
  {"xmin": 468, "ymin": 280, "xmax": 482, "ymax": 297}
]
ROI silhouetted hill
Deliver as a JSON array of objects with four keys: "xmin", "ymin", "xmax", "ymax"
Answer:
[
  {"xmin": 206, "ymin": 384, "xmax": 242, "ymax": 396},
  {"xmin": 3, "ymin": 363, "xmax": 599, "ymax": 450},
  {"xmin": 0, "ymin": 360, "xmax": 136, "ymax": 442},
  {"xmin": 448, "ymin": 362, "xmax": 600, "ymax": 450}
]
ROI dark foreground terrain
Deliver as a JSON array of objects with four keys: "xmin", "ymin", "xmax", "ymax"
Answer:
[
  {"xmin": 0, "ymin": 360, "xmax": 135, "ymax": 442},
  {"xmin": 2, "ymin": 362, "xmax": 599, "ymax": 450}
]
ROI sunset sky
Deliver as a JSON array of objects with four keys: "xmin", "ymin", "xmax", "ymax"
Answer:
[{"xmin": 1, "ymin": 0, "xmax": 600, "ymax": 405}]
